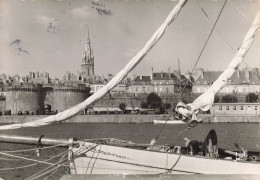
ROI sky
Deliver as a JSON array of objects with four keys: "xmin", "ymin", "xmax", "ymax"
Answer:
[{"xmin": 0, "ymin": 0, "xmax": 260, "ymax": 79}]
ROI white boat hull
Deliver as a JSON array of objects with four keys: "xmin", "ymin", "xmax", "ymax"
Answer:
[
  {"xmin": 153, "ymin": 119, "xmax": 185, "ymax": 124},
  {"xmin": 70, "ymin": 142, "xmax": 260, "ymax": 175}
]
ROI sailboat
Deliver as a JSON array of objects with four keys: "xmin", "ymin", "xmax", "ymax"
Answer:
[{"xmin": 0, "ymin": 0, "xmax": 260, "ymax": 178}]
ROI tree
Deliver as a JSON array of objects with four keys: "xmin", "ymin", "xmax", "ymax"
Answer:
[
  {"xmin": 245, "ymin": 93, "xmax": 259, "ymax": 102},
  {"xmin": 119, "ymin": 102, "xmax": 126, "ymax": 113},
  {"xmin": 146, "ymin": 92, "xmax": 162, "ymax": 109},
  {"xmin": 214, "ymin": 95, "xmax": 220, "ymax": 103},
  {"xmin": 140, "ymin": 101, "xmax": 148, "ymax": 108},
  {"xmin": 221, "ymin": 94, "xmax": 238, "ymax": 103}
]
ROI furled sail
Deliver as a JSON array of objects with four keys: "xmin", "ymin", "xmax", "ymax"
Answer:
[
  {"xmin": 0, "ymin": 0, "xmax": 187, "ymax": 130},
  {"xmin": 176, "ymin": 12, "xmax": 260, "ymax": 121}
]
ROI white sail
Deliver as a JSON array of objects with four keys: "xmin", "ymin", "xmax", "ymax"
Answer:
[
  {"xmin": 176, "ymin": 12, "xmax": 260, "ymax": 121},
  {"xmin": 0, "ymin": 0, "xmax": 187, "ymax": 130}
]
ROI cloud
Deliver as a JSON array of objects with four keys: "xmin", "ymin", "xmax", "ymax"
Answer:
[
  {"xmin": 36, "ymin": 15, "xmax": 55, "ymax": 27},
  {"xmin": 69, "ymin": 6, "xmax": 91, "ymax": 18},
  {"xmin": 36, "ymin": 15, "xmax": 58, "ymax": 33}
]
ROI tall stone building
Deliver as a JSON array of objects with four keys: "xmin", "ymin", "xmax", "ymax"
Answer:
[{"xmin": 81, "ymin": 29, "xmax": 94, "ymax": 81}]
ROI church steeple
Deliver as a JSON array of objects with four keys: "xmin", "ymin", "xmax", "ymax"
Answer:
[{"xmin": 81, "ymin": 28, "xmax": 94, "ymax": 78}]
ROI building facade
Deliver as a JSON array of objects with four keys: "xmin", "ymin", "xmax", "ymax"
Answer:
[
  {"xmin": 211, "ymin": 103, "xmax": 260, "ymax": 116},
  {"xmin": 192, "ymin": 68, "xmax": 260, "ymax": 94},
  {"xmin": 127, "ymin": 69, "xmax": 192, "ymax": 95}
]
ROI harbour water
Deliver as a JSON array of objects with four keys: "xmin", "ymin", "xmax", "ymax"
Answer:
[{"xmin": 0, "ymin": 122, "xmax": 259, "ymax": 179}]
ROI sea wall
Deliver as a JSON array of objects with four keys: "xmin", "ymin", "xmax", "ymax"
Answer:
[{"xmin": 0, "ymin": 114, "xmax": 259, "ymax": 124}]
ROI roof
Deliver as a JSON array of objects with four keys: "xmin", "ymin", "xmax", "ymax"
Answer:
[
  {"xmin": 152, "ymin": 73, "xmax": 174, "ymax": 80},
  {"xmin": 195, "ymin": 69, "xmax": 260, "ymax": 85},
  {"xmin": 132, "ymin": 76, "xmax": 151, "ymax": 85}
]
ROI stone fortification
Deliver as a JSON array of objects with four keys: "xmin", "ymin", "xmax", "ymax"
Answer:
[
  {"xmin": 5, "ymin": 83, "xmax": 43, "ymax": 115},
  {"xmin": 43, "ymin": 84, "xmax": 90, "ymax": 113}
]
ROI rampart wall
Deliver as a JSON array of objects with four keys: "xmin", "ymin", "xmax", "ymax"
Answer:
[
  {"xmin": 43, "ymin": 86, "xmax": 89, "ymax": 113},
  {"xmin": 4, "ymin": 85, "xmax": 43, "ymax": 115}
]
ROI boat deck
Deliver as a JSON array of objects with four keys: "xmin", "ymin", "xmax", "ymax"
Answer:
[{"xmin": 60, "ymin": 174, "xmax": 260, "ymax": 180}]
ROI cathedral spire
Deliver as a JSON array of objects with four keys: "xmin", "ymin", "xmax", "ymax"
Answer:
[
  {"xmin": 81, "ymin": 27, "xmax": 95, "ymax": 78},
  {"xmin": 82, "ymin": 28, "xmax": 94, "ymax": 65}
]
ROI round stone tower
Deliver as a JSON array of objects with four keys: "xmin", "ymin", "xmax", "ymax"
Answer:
[
  {"xmin": 5, "ymin": 83, "xmax": 43, "ymax": 115},
  {"xmin": 43, "ymin": 84, "xmax": 90, "ymax": 113}
]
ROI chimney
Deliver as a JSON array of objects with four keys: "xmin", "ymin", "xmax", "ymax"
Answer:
[
  {"xmin": 236, "ymin": 70, "xmax": 240, "ymax": 78},
  {"xmin": 133, "ymin": 74, "xmax": 137, "ymax": 80},
  {"xmin": 245, "ymin": 69, "xmax": 250, "ymax": 82},
  {"xmin": 150, "ymin": 67, "xmax": 154, "ymax": 80}
]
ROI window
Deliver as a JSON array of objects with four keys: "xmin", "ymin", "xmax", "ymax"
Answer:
[
  {"xmin": 160, "ymin": 82, "xmax": 162, "ymax": 85},
  {"xmin": 136, "ymin": 87, "xmax": 138, "ymax": 92},
  {"xmin": 148, "ymin": 87, "xmax": 150, "ymax": 92},
  {"xmin": 154, "ymin": 87, "xmax": 157, "ymax": 91},
  {"xmin": 166, "ymin": 81, "xmax": 169, "ymax": 84},
  {"xmin": 233, "ymin": 106, "xmax": 236, "ymax": 110},
  {"xmin": 159, "ymin": 86, "xmax": 162, "ymax": 91},
  {"xmin": 255, "ymin": 106, "xmax": 258, "ymax": 111},
  {"xmin": 154, "ymin": 82, "xmax": 157, "ymax": 85},
  {"xmin": 219, "ymin": 106, "xmax": 222, "ymax": 111},
  {"xmin": 240, "ymin": 106, "xmax": 243, "ymax": 110},
  {"xmin": 226, "ymin": 106, "xmax": 229, "ymax": 111}
]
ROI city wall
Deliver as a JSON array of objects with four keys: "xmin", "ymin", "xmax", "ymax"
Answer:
[
  {"xmin": 93, "ymin": 93, "xmax": 196, "ymax": 108},
  {"xmin": 0, "ymin": 114, "xmax": 259, "ymax": 124},
  {"xmin": 43, "ymin": 86, "xmax": 88, "ymax": 113}
]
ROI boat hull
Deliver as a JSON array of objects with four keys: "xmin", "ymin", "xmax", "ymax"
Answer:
[
  {"xmin": 153, "ymin": 119, "xmax": 185, "ymax": 124},
  {"xmin": 70, "ymin": 142, "xmax": 260, "ymax": 175}
]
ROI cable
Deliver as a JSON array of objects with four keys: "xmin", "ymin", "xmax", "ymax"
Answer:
[
  {"xmin": 191, "ymin": 0, "xmax": 228, "ymax": 72},
  {"xmin": 228, "ymin": 0, "xmax": 251, "ymax": 24},
  {"xmin": 0, "ymin": 142, "xmax": 74, "ymax": 153},
  {"xmin": 194, "ymin": 0, "xmax": 236, "ymax": 54}
]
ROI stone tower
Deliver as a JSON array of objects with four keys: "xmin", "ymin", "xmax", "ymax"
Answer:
[{"xmin": 81, "ymin": 29, "xmax": 94, "ymax": 78}]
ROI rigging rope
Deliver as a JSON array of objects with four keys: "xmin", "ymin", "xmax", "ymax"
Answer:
[
  {"xmin": 194, "ymin": 0, "xmax": 236, "ymax": 53},
  {"xmin": 0, "ymin": 0, "xmax": 187, "ymax": 131},
  {"xmin": 0, "ymin": 142, "xmax": 74, "ymax": 153},
  {"xmin": 0, "ymin": 149, "xmax": 69, "ymax": 171},
  {"xmin": 191, "ymin": 0, "xmax": 228, "ymax": 72}
]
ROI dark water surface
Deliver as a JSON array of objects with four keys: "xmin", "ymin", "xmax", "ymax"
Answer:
[{"xmin": 0, "ymin": 123, "xmax": 259, "ymax": 179}]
